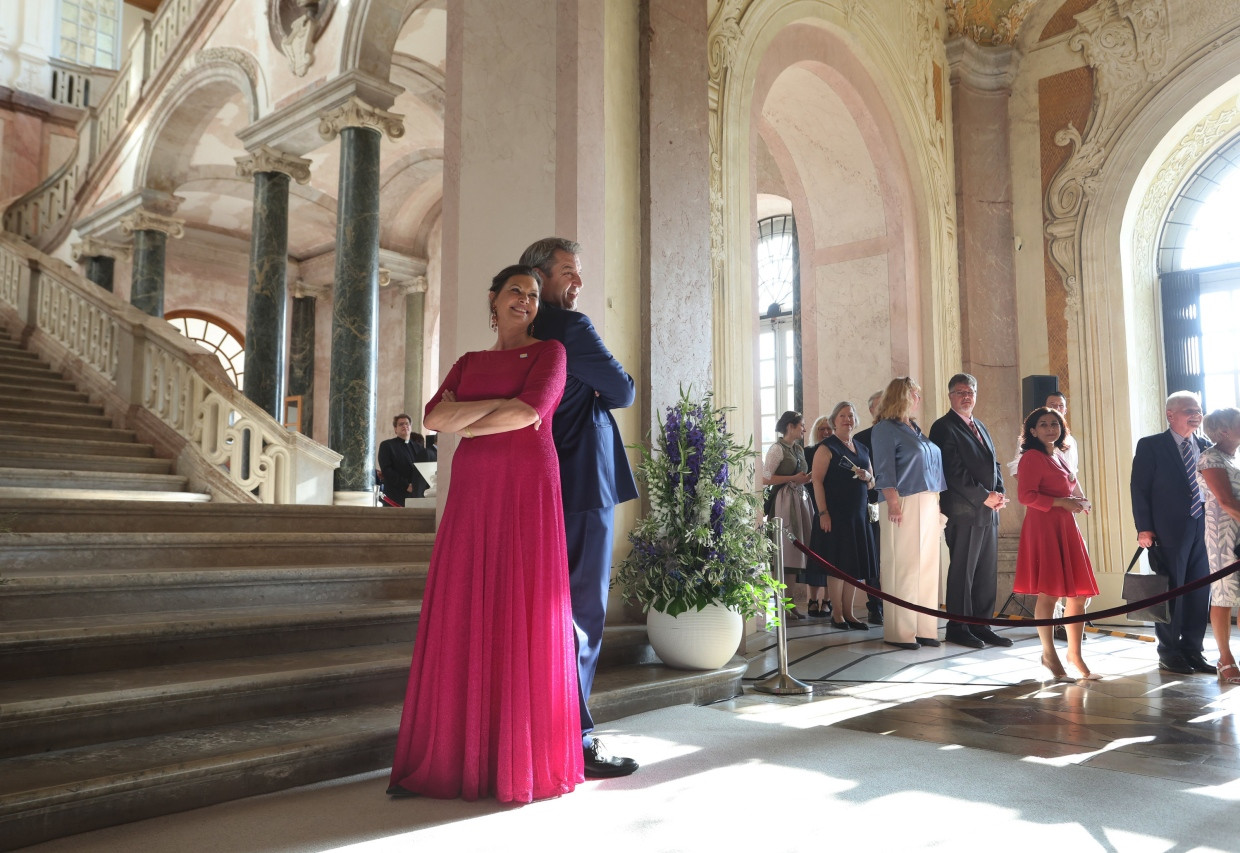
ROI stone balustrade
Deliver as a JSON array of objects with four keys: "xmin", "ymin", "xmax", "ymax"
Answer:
[
  {"xmin": 0, "ymin": 234, "xmax": 341, "ymax": 504},
  {"xmin": 3, "ymin": 0, "xmax": 204, "ymax": 246}
]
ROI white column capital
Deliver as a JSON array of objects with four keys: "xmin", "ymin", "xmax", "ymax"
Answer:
[
  {"xmin": 72, "ymin": 236, "xmax": 132, "ymax": 261},
  {"xmin": 236, "ymin": 144, "xmax": 313, "ymax": 184},
  {"xmin": 119, "ymin": 209, "xmax": 185, "ymax": 239},
  {"xmin": 318, "ymin": 96, "xmax": 405, "ymax": 142}
]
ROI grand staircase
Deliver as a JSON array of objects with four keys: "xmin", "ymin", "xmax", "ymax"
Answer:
[
  {"xmin": 0, "ymin": 332, "xmax": 745, "ymax": 850},
  {"xmin": 0, "ymin": 328, "xmax": 208, "ymax": 503}
]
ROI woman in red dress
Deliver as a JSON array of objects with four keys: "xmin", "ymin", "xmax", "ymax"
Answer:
[
  {"xmin": 1013, "ymin": 407, "xmax": 1100, "ymax": 681},
  {"xmin": 387, "ymin": 265, "xmax": 583, "ymax": 803}
]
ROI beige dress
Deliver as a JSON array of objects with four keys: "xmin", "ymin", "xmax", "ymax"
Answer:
[
  {"xmin": 1200, "ymin": 446, "xmax": 1240, "ymax": 608},
  {"xmin": 764, "ymin": 439, "xmax": 813, "ymax": 570}
]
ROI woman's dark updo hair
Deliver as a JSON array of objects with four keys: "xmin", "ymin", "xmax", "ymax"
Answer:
[
  {"xmin": 490, "ymin": 264, "xmax": 543, "ymax": 294},
  {"xmin": 1020, "ymin": 406, "xmax": 1069, "ymax": 455},
  {"xmin": 775, "ymin": 410, "xmax": 803, "ymax": 436}
]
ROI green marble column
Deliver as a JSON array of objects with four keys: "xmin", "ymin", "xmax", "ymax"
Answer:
[
  {"xmin": 289, "ymin": 295, "xmax": 316, "ymax": 438},
  {"xmin": 84, "ymin": 256, "xmax": 114, "ymax": 292},
  {"xmin": 242, "ymin": 170, "xmax": 292, "ymax": 419},
  {"xmin": 130, "ymin": 229, "xmax": 167, "ymax": 317},
  {"xmin": 328, "ymin": 125, "xmax": 382, "ymax": 493}
]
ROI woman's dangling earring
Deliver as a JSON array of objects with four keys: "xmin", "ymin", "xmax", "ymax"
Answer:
[{"xmin": 489, "ymin": 308, "xmax": 498, "ymax": 331}]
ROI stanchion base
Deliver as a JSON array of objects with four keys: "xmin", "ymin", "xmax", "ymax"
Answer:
[{"xmin": 753, "ymin": 673, "xmax": 814, "ymax": 695}]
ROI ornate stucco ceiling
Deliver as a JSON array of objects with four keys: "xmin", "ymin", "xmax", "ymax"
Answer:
[{"xmin": 944, "ymin": 0, "xmax": 1040, "ymax": 46}]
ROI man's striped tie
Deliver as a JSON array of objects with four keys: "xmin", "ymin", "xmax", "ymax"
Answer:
[{"xmin": 1180, "ymin": 436, "xmax": 1204, "ymax": 519}]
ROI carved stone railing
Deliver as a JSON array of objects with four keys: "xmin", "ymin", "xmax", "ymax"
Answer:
[
  {"xmin": 0, "ymin": 234, "xmax": 341, "ymax": 504},
  {"xmin": 3, "ymin": 0, "xmax": 204, "ymax": 248},
  {"xmin": 48, "ymin": 58, "xmax": 116, "ymax": 109}
]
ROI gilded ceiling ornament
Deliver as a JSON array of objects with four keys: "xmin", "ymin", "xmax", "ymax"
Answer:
[
  {"xmin": 944, "ymin": 0, "xmax": 1036, "ymax": 47},
  {"xmin": 119, "ymin": 210, "xmax": 185, "ymax": 239},
  {"xmin": 318, "ymin": 97, "xmax": 406, "ymax": 142},
  {"xmin": 235, "ymin": 145, "xmax": 313, "ymax": 184}
]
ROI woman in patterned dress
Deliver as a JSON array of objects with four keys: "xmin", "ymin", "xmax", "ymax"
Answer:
[{"xmin": 1199, "ymin": 408, "xmax": 1240, "ymax": 686}]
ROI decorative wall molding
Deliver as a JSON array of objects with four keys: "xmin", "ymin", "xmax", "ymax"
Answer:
[
  {"xmin": 1043, "ymin": 0, "xmax": 1172, "ymax": 313},
  {"xmin": 235, "ymin": 144, "xmax": 313, "ymax": 184},
  {"xmin": 120, "ymin": 209, "xmax": 186, "ymax": 239},
  {"xmin": 318, "ymin": 95, "xmax": 406, "ymax": 142}
]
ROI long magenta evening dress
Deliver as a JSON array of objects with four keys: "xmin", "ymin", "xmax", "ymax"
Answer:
[{"xmin": 388, "ymin": 339, "xmax": 583, "ymax": 803}]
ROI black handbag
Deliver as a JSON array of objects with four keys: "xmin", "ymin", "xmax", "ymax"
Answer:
[{"xmin": 1123, "ymin": 547, "xmax": 1171, "ymax": 624}]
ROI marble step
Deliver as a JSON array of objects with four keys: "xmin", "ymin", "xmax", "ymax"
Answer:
[
  {"xmin": 0, "ymin": 403, "xmax": 112, "ymax": 427},
  {"xmin": 0, "ymin": 393, "xmax": 105, "ymax": 416},
  {"xmin": 0, "ymin": 658, "xmax": 738, "ymax": 851},
  {"xmin": 0, "ymin": 419, "xmax": 137, "ymax": 443},
  {"xmin": 0, "ymin": 449, "xmax": 172, "ymax": 475},
  {"xmin": 0, "ymin": 486, "xmax": 210, "ymax": 503},
  {"xmin": 0, "ymin": 466, "xmax": 188, "ymax": 492},
  {"xmin": 0, "ymin": 563, "xmax": 428, "ymax": 619},
  {"xmin": 0, "ymin": 643, "xmax": 413, "ymax": 758},
  {"xmin": 0, "ymin": 702, "xmax": 402, "ymax": 852},
  {"xmin": 0, "ymin": 601, "xmax": 423, "ymax": 679},
  {"xmin": 0, "ymin": 348, "xmax": 42, "ymax": 363},
  {"xmin": 0, "ymin": 498, "xmax": 435, "ymax": 534},
  {"xmin": 0, "ymin": 362, "xmax": 72, "ymax": 383},
  {"xmin": 0, "ymin": 380, "xmax": 90, "ymax": 403},
  {"xmin": 0, "ymin": 434, "xmax": 156, "ymax": 458},
  {"xmin": 2, "ymin": 531, "xmax": 435, "ymax": 572}
]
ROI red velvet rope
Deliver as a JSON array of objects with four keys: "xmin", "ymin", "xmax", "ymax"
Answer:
[{"xmin": 788, "ymin": 536, "xmax": 1240, "ymax": 628}]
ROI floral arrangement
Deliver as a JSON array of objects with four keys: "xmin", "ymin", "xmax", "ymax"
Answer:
[{"xmin": 614, "ymin": 388, "xmax": 779, "ymax": 619}]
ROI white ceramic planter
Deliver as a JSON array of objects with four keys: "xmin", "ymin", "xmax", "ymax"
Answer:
[{"xmin": 646, "ymin": 603, "xmax": 743, "ymax": 670}]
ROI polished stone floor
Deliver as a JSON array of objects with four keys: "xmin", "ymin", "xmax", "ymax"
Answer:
[{"xmin": 722, "ymin": 616, "xmax": 1240, "ymax": 789}]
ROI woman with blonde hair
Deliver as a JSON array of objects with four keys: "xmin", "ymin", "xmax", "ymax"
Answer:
[
  {"xmin": 1199, "ymin": 407, "xmax": 1240, "ymax": 685},
  {"xmin": 871, "ymin": 378, "xmax": 946, "ymax": 650}
]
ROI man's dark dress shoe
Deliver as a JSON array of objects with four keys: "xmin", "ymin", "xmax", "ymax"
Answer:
[
  {"xmin": 972, "ymin": 626, "xmax": 1013, "ymax": 647},
  {"xmin": 915, "ymin": 636, "xmax": 941, "ymax": 647},
  {"xmin": 867, "ymin": 611, "xmax": 884, "ymax": 626},
  {"xmin": 944, "ymin": 627, "xmax": 984, "ymax": 649},
  {"xmin": 1185, "ymin": 655, "xmax": 1218, "ymax": 675},
  {"xmin": 386, "ymin": 786, "xmax": 420, "ymax": 798},
  {"xmin": 1158, "ymin": 656, "xmax": 1193, "ymax": 675},
  {"xmin": 584, "ymin": 738, "xmax": 638, "ymax": 778}
]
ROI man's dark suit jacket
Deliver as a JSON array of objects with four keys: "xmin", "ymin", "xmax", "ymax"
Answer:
[
  {"xmin": 1131, "ymin": 429, "xmax": 1211, "ymax": 545},
  {"xmin": 531, "ymin": 303, "xmax": 637, "ymax": 512},
  {"xmin": 378, "ymin": 437, "xmax": 428, "ymax": 503},
  {"xmin": 928, "ymin": 410, "xmax": 1004, "ymax": 526}
]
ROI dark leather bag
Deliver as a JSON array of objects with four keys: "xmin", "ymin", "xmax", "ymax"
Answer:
[{"xmin": 1123, "ymin": 547, "xmax": 1170, "ymax": 624}]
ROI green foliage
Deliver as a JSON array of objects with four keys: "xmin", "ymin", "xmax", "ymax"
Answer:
[{"xmin": 614, "ymin": 388, "xmax": 780, "ymax": 619}]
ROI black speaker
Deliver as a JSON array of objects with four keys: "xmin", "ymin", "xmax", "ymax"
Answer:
[{"xmin": 1021, "ymin": 375, "xmax": 1060, "ymax": 420}]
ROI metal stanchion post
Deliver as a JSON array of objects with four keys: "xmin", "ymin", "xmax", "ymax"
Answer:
[{"xmin": 753, "ymin": 516, "xmax": 813, "ymax": 696}]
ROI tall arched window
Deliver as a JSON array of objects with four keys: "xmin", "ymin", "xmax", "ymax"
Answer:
[
  {"xmin": 756, "ymin": 214, "xmax": 800, "ymax": 456},
  {"xmin": 1158, "ymin": 134, "xmax": 1240, "ymax": 409},
  {"xmin": 165, "ymin": 311, "xmax": 246, "ymax": 390}
]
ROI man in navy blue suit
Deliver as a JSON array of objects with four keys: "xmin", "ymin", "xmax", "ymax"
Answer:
[
  {"xmin": 1131, "ymin": 391, "xmax": 1215, "ymax": 675},
  {"xmin": 520, "ymin": 237, "xmax": 640, "ymax": 777}
]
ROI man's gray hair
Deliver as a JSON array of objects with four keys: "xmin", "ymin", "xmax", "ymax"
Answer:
[
  {"xmin": 948, "ymin": 372, "xmax": 977, "ymax": 391},
  {"xmin": 1165, "ymin": 390, "xmax": 1202, "ymax": 410},
  {"xmin": 519, "ymin": 237, "xmax": 581, "ymax": 275}
]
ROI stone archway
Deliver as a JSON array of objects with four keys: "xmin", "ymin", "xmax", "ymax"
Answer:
[{"xmin": 708, "ymin": 0, "xmax": 958, "ymax": 450}]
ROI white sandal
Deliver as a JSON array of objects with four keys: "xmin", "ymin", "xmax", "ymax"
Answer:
[{"xmin": 1217, "ymin": 663, "xmax": 1240, "ymax": 685}]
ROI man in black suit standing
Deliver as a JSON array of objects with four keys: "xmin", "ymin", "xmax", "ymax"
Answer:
[
  {"xmin": 519, "ymin": 237, "xmax": 640, "ymax": 778},
  {"xmin": 929, "ymin": 373, "xmax": 1011, "ymax": 648},
  {"xmin": 1131, "ymin": 391, "xmax": 1214, "ymax": 675},
  {"xmin": 377, "ymin": 413, "xmax": 429, "ymax": 506}
]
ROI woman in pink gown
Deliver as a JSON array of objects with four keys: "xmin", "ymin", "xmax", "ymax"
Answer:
[
  {"xmin": 1013, "ymin": 406, "xmax": 1099, "ymax": 681},
  {"xmin": 387, "ymin": 265, "xmax": 583, "ymax": 803}
]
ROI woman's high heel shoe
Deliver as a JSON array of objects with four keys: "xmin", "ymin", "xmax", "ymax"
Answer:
[
  {"xmin": 1041, "ymin": 654, "xmax": 1072, "ymax": 683},
  {"xmin": 1218, "ymin": 663, "xmax": 1240, "ymax": 685}
]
